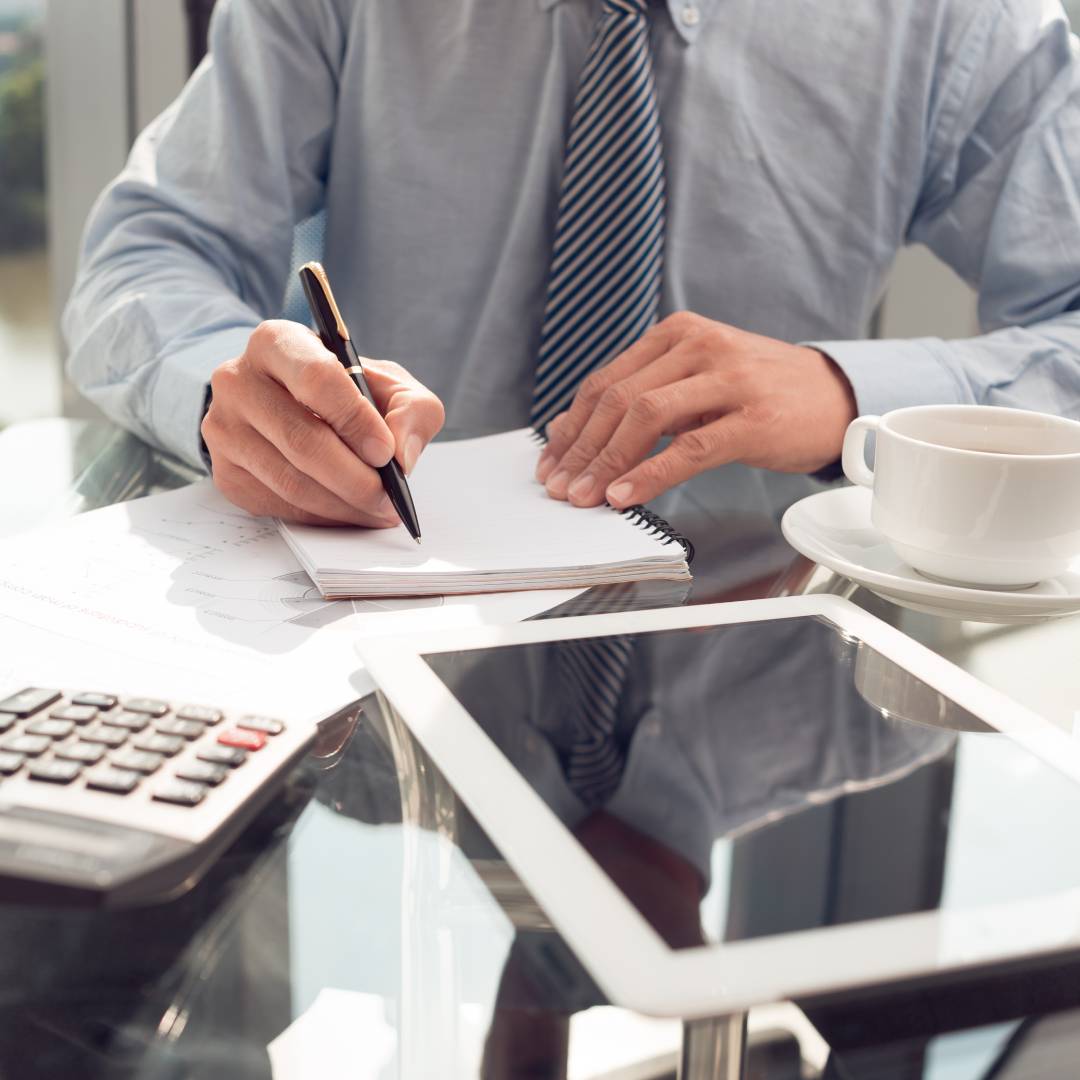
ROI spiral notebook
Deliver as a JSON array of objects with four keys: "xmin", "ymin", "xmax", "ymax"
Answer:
[{"xmin": 277, "ymin": 428, "xmax": 692, "ymax": 599}]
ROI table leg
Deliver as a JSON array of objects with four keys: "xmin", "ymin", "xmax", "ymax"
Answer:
[{"xmin": 679, "ymin": 1012, "xmax": 748, "ymax": 1080}]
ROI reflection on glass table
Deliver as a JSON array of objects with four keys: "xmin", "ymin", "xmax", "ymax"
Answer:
[
  {"xmin": 0, "ymin": 418, "xmax": 198, "ymax": 537},
  {"xmin": 2, "ymin": 417, "xmax": 1080, "ymax": 1080}
]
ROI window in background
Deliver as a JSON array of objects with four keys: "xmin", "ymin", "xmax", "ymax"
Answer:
[{"xmin": 0, "ymin": 0, "xmax": 57, "ymax": 427}]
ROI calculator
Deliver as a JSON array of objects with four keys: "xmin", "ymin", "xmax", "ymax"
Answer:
[{"xmin": 0, "ymin": 686, "xmax": 328, "ymax": 907}]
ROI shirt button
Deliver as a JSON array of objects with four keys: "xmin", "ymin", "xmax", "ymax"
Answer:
[{"xmin": 680, "ymin": 4, "xmax": 700, "ymax": 27}]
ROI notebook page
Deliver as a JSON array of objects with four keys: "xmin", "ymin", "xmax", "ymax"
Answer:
[{"xmin": 278, "ymin": 429, "xmax": 681, "ymax": 576}]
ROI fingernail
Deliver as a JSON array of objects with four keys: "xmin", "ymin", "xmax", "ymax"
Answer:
[
  {"xmin": 403, "ymin": 434, "xmax": 423, "ymax": 476},
  {"xmin": 361, "ymin": 437, "xmax": 394, "ymax": 468},
  {"xmin": 607, "ymin": 481, "xmax": 634, "ymax": 506},
  {"xmin": 535, "ymin": 451, "xmax": 556, "ymax": 483},
  {"xmin": 546, "ymin": 470, "xmax": 571, "ymax": 499},
  {"xmin": 568, "ymin": 473, "xmax": 597, "ymax": 503}
]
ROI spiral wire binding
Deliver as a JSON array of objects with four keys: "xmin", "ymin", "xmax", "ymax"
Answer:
[{"xmin": 528, "ymin": 428, "xmax": 694, "ymax": 564}]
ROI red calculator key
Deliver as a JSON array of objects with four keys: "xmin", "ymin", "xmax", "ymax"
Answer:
[{"xmin": 217, "ymin": 728, "xmax": 266, "ymax": 752}]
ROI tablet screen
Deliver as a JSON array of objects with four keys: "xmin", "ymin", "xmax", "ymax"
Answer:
[{"xmin": 423, "ymin": 615, "xmax": 1080, "ymax": 950}]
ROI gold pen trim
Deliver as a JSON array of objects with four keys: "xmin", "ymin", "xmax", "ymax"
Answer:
[
  {"xmin": 300, "ymin": 260, "xmax": 350, "ymax": 341},
  {"xmin": 344, "ymin": 365, "xmax": 364, "ymax": 375}
]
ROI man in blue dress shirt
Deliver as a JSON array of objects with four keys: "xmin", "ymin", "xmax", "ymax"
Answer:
[{"xmin": 65, "ymin": 0, "xmax": 1080, "ymax": 526}]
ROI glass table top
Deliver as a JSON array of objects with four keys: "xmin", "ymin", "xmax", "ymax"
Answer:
[{"xmin": 1, "ymin": 418, "xmax": 1079, "ymax": 1079}]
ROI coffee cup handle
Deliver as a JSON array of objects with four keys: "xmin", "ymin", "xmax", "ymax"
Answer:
[{"xmin": 841, "ymin": 415, "xmax": 880, "ymax": 488}]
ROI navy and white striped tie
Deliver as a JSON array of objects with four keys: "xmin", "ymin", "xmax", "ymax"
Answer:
[
  {"xmin": 531, "ymin": 0, "xmax": 666, "ymax": 430},
  {"xmin": 536, "ymin": 0, "xmax": 664, "ymax": 807}
]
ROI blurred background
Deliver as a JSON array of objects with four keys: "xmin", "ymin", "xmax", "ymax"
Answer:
[
  {"xmin": 1, "ymin": 0, "xmax": 1079, "ymax": 433},
  {"xmin": 1, "ymin": 0, "xmax": 50, "ymax": 422},
  {"xmin": 0, "ymin": 0, "xmax": 190, "ymax": 428}
]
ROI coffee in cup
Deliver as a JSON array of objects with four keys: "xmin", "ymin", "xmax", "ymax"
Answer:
[{"xmin": 841, "ymin": 404, "xmax": 1080, "ymax": 588}]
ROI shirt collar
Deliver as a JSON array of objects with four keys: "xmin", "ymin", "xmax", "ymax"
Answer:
[{"xmin": 537, "ymin": 0, "xmax": 715, "ymax": 46}]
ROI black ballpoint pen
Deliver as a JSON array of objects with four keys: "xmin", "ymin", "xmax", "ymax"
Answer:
[{"xmin": 298, "ymin": 261, "xmax": 422, "ymax": 544}]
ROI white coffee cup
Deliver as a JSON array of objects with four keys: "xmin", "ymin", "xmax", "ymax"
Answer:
[{"xmin": 841, "ymin": 404, "xmax": 1080, "ymax": 589}]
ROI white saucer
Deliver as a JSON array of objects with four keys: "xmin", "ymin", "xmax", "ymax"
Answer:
[{"xmin": 781, "ymin": 486, "xmax": 1080, "ymax": 623}]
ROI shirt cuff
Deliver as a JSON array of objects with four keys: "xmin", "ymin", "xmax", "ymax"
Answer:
[
  {"xmin": 807, "ymin": 336, "xmax": 970, "ymax": 419},
  {"xmin": 151, "ymin": 326, "xmax": 256, "ymax": 472}
]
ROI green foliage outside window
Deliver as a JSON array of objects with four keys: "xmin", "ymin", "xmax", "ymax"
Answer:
[{"xmin": 0, "ymin": 21, "xmax": 45, "ymax": 253}]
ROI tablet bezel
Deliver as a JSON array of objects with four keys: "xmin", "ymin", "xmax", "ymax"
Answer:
[{"xmin": 357, "ymin": 595, "xmax": 1080, "ymax": 1018}]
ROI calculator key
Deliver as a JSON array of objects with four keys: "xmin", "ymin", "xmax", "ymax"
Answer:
[
  {"xmin": 86, "ymin": 767, "xmax": 140, "ymax": 795},
  {"xmin": 217, "ymin": 728, "xmax": 266, "ymax": 752},
  {"xmin": 71, "ymin": 692, "xmax": 118, "ymax": 710},
  {"xmin": 0, "ymin": 688, "xmax": 61, "ymax": 718},
  {"xmin": 55, "ymin": 742, "xmax": 107, "ymax": 765},
  {"xmin": 49, "ymin": 704, "xmax": 99, "ymax": 725},
  {"xmin": 175, "ymin": 760, "xmax": 227, "ymax": 786},
  {"xmin": 132, "ymin": 733, "xmax": 184, "ymax": 757},
  {"xmin": 28, "ymin": 759, "xmax": 83, "ymax": 785},
  {"xmin": 238, "ymin": 715, "xmax": 285, "ymax": 736},
  {"xmin": 108, "ymin": 711, "xmax": 150, "ymax": 732},
  {"xmin": 196, "ymin": 744, "xmax": 247, "ymax": 768},
  {"xmin": 155, "ymin": 718, "xmax": 204, "ymax": 741},
  {"xmin": 176, "ymin": 705, "xmax": 223, "ymax": 725},
  {"xmin": 80, "ymin": 725, "xmax": 130, "ymax": 749},
  {"xmin": 0, "ymin": 751, "xmax": 25, "ymax": 774},
  {"xmin": 152, "ymin": 780, "xmax": 208, "ymax": 807},
  {"xmin": 123, "ymin": 698, "xmax": 170, "ymax": 717},
  {"xmin": 111, "ymin": 749, "xmax": 164, "ymax": 775},
  {"xmin": 26, "ymin": 719, "xmax": 75, "ymax": 740},
  {"xmin": 0, "ymin": 714, "xmax": 14, "ymax": 734},
  {"xmin": 0, "ymin": 734, "xmax": 50, "ymax": 757}
]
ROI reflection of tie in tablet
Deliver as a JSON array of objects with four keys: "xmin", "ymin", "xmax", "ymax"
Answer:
[{"xmin": 556, "ymin": 636, "xmax": 636, "ymax": 807}]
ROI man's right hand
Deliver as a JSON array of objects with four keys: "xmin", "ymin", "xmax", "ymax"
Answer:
[{"xmin": 202, "ymin": 320, "xmax": 445, "ymax": 526}]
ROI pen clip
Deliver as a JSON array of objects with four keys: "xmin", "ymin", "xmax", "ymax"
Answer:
[{"xmin": 299, "ymin": 261, "xmax": 350, "ymax": 345}]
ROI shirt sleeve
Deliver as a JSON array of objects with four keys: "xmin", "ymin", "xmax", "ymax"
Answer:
[
  {"xmin": 62, "ymin": 0, "xmax": 344, "ymax": 470},
  {"xmin": 813, "ymin": 0, "xmax": 1080, "ymax": 422}
]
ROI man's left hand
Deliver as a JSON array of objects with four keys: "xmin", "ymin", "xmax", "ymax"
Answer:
[{"xmin": 536, "ymin": 311, "xmax": 858, "ymax": 508}]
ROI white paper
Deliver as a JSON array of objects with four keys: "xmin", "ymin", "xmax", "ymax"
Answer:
[
  {"xmin": 0, "ymin": 482, "xmax": 583, "ymax": 723},
  {"xmin": 279, "ymin": 429, "xmax": 690, "ymax": 596}
]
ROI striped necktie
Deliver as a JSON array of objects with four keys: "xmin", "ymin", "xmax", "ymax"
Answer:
[
  {"xmin": 531, "ymin": 0, "xmax": 666, "ymax": 430},
  {"xmin": 557, "ymin": 633, "xmax": 636, "ymax": 807}
]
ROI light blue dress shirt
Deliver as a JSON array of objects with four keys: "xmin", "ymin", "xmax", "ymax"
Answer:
[{"xmin": 65, "ymin": 0, "xmax": 1080, "ymax": 500}]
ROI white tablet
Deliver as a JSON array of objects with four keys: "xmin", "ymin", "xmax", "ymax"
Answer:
[{"xmin": 358, "ymin": 595, "xmax": 1080, "ymax": 1019}]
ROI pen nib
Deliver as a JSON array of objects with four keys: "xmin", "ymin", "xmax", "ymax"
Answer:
[{"xmin": 415, "ymin": 537, "xmax": 422, "ymax": 546}]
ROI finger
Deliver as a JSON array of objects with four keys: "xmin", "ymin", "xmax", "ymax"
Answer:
[
  {"xmin": 212, "ymin": 459, "xmax": 349, "ymax": 527},
  {"xmin": 240, "ymin": 375, "xmax": 389, "ymax": 514},
  {"xmin": 605, "ymin": 413, "xmax": 754, "ymax": 508},
  {"xmin": 220, "ymin": 421, "xmax": 399, "ymax": 527},
  {"xmin": 363, "ymin": 360, "xmax": 446, "ymax": 475},
  {"xmin": 536, "ymin": 321, "xmax": 683, "ymax": 479},
  {"xmin": 574, "ymin": 373, "xmax": 734, "ymax": 503},
  {"xmin": 248, "ymin": 321, "xmax": 397, "ymax": 468},
  {"xmin": 569, "ymin": 373, "xmax": 735, "ymax": 505},
  {"xmin": 544, "ymin": 349, "xmax": 701, "ymax": 501}
]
